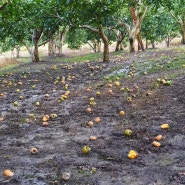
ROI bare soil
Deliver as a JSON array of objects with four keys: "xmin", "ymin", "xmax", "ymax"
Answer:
[{"xmin": 0, "ymin": 48, "xmax": 185, "ymax": 185}]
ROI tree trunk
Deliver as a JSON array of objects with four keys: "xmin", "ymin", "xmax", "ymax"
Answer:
[
  {"xmin": 99, "ymin": 25, "xmax": 109, "ymax": 62},
  {"xmin": 21, "ymin": 40, "xmax": 32, "ymax": 55},
  {"xmin": 115, "ymin": 31, "xmax": 125, "ymax": 51},
  {"xmin": 129, "ymin": 37, "xmax": 135, "ymax": 52},
  {"xmin": 48, "ymin": 39, "xmax": 55, "ymax": 56},
  {"xmin": 166, "ymin": 37, "xmax": 170, "ymax": 47},
  {"xmin": 32, "ymin": 29, "xmax": 42, "ymax": 62},
  {"xmin": 15, "ymin": 45, "xmax": 20, "ymax": 58},
  {"xmin": 146, "ymin": 40, "xmax": 148, "ymax": 49},
  {"xmin": 182, "ymin": 29, "xmax": 185, "ymax": 44},
  {"xmin": 130, "ymin": 6, "xmax": 144, "ymax": 51},
  {"xmin": 137, "ymin": 34, "xmax": 144, "ymax": 51},
  {"xmin": 33, "ymin": 40, "xmax": 39, "ymax": 62},
  {"xmin": 151, "ymin": 41, "xmax": 155, "ymax": 49},
  {"xmin": 92, "ymin": 40, "xmax": 101, "ymax": 53}
]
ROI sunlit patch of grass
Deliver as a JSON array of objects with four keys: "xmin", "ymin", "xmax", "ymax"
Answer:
[
  {"xmin": 147, "ymin": 57, "xmax": 185, "ymax": 74},
  {"xmin": 55, "ymin": 52, "xmax": 103, "ymax": 63},
  {"xmin": 0, "ymin": 63, "xmax": 20, "ymax": 76},
  {"xmin": 105, "ymin": 73, "xmax": 126, "ymax": 81}
]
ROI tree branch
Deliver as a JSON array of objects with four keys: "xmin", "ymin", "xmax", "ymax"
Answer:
[
  {"xmin": 140, "ymin": 6, "xmax": 148, "ymax": 24},
  {"xmin": 170, "ymin": 11, "xmax": 182, "ymax": 25},
  {"xmin": 79, "ymin": 25, "xmax": 99, "ymax": 33},
  {"xmin": 115, "ymin": 18, "xmax": 131, "ymax": 33}
]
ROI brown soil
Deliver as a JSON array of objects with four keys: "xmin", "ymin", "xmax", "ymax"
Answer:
[{"xmin": 0, "ymin": 48, "xmax": 185, "ymax": 185}]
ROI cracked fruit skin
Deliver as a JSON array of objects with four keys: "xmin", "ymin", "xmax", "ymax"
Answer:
[
  {"xmin": 124, "ymin": 129, "xmax": 132, "ymax": 136},
  {"xmin": 128, "ymin": 150, "xmax": 138, "ymax": 159},
  {"xmin": 82, "ymin": 146, "xmax": 91, "ymax": 154}
]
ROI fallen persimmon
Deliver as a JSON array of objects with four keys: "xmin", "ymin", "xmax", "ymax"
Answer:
[
  {"xmin": 87, "ymin": 121, "xmax": 94, "ymax": 127},
  {"xmin": 3, "ymin": 169, "xmax": 14, "ymax": 177},
  {"xmin": 154, "ymin": 135, "xmax": 163, "ymax": 141},
  {"xmin": 160, "ymin": 123, "xmax": 169, "ymax": 129},
  {"xmin": 152, "ymin": 141, "xmax": 161, "ymax": 147},
  {"xmin": 89, "ymin": 136, "xmax": 97, "ymax": 141},
  {"xmin": 30, "ymin": 147, "xmax": 38, "ymax": 154},
  {"xmin": 94, "ymin": 117, "xmax": 101, "ymax": 123},
  {"xmin": 128, "ymin": 150, "xmax": 138, "ymax": 159}
]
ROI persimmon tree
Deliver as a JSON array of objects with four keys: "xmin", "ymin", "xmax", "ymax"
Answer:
[
  {"xmin": 0, "ymin": 0, "xmax": 65, "ymax": 62},
  {"xmin": 142, "ymin": 7, "xmax": 179, "ymax": 48},
  {"xmin": 115, "ymin": 0, "xmax": 148, "ymax": 52},
  {"xmin": 57, "ymin": 0, "xmax": 124, "ymax": 62},
  {"xmin": 167, "ymin": 0, "xmax": 185, "ymax": 44}
]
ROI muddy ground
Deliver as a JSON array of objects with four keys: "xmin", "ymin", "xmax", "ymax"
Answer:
[{"xmin": 0, "ymin": 48, "xmax": 185, "ymax": 185}]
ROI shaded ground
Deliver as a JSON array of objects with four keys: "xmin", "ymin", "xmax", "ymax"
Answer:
[{"xmin": 0, "ymin": 47, "xmax": 185, "ymax": 185}]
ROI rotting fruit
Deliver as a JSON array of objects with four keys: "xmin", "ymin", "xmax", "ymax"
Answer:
[{"xmin": 82, "ymin": 146, "xmax": 91, "ymax": 154}]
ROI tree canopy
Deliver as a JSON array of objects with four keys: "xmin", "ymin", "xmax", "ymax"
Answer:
[{"xmin": 0, "ymin": 0, "xmax": 184, "ymax": 62}]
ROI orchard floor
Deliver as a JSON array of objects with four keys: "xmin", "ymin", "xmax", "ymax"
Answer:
[{"xmin": 0, "ymin": 47, "xmax": 185, "ymax": 185}]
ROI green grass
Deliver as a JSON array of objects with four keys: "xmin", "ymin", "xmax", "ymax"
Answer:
[
  {"xmin": 105, "ymin": 73, "xmax": 126, "ymax": 81},
  {"xmin": 147, "ymin": 57, "xmax": 185, "ymax": 74},
  {"xmin": 133, "ymin": 53, "xmax": 185, "ymax": 76},
  {"xmin": 55, "ymin": 52, "xmax": 103, "ymax": 63},
  {"xmin": 0, "ymin": 63, "xmax": 20, "ymax": 76}
]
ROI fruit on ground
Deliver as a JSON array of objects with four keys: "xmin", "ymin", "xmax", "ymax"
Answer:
[
  {"xmin": 3, "ymin": 169, "xmax": 14, "ymax": 177},
  {"xmin": 119, "ymin": 111, "xmax": 125, "ymax": 116},
  {"xmin": 128, "ymin": 150, "xmax": 138, "ymax": 159},
  {"xmin": 29, "ymin": 114, "xmax": 35, "ymax": 118},
  {"xmin": 89, "ymin": 136, "xmax": 97, "ymax": 141},
  {"xmin": 43, "ymin": 122, "xmax": 49, "ymax": 126},
  {"xmin": 61, "ymin": 172, "xmax": 71, "ymax": 181},
  {"xmin": 87, "ymin": 121, "xmax": 94, "ymax": 127},
  {"xmin": 114, "ymin": 81, "xmax": 120, "ymax": 86},
  {"xmin": 96, "ymin": 91, "xmax": 101, "ymax": 96},
  {"xmin": 160, "ymin": 123, "xmax": 169, "ymax": 129},
  {"xmin": 108, "ymin": 89, "xmax": 113, "ymax": 94},
  {"xmin": 29, "ymin": 147, "xmax": 38, "ymax": 154},
  {"xmin": 124, "ymin": 129, "xmax": 132, "ymax": 136},
  {"xmin": 154, "ymin": 135, "xmax": 163, "ymax": 141},
  {"xmin": 13, "ymin": 101, "xmax": 19, "ymax": 106},
  {"xmin": 19, "ymin": 96, "xmax": 24, "ymax": 100},
  {"xmin": 35, "ymin": 102, "xmax": 40, "ymax": 106},
  {"xmin": 86, "ymin": 88, "xmax": 91, "ymax": 92},
  {"xmin": 90, "ymin": 97, "xmax": 95, "ymax": 101},
  {"xmin": 86, "ymin": 107, "xmax": 92, "ymax": 113},
  {"xmin": 152, "ymin": 141, "xmax": 161, "ymax": 147},
  {"xmin": 45, "ymin": 94, "xmax": 50, "ymax": 98},
  {"xmin": 94, "ymin": 117, "xmax": 101, "ymax": 123},
  {"xmin": 42, "ymin": 115, "xmax": 49, "ymax": 122},
  {"xmin": 50, "ymin": 114, "xmax": 57, "ymax": 118},
  {"xmin": 82, "ymin": 146, "xmax": 91, "ymax": 154}
]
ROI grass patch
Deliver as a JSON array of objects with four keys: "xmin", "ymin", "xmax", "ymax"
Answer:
[
  {"xmin": 105, "ymin": 73, "xmax": 126, "ymax": 81},
  {"xmin": 55, "ymin": 52, "xmax": 103, "ymax": 63},
  {"xmin": 147, "ymin": 57, "xmax": 185, "ymax": 74},
  {"xmin": 0, "ymin": 63, "xmax": 21, "ymax": 76}
]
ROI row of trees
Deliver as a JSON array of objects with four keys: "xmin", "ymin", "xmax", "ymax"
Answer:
[{"xmin": 0, "ymin": 0, "xmax": 184, "ymax": 62}]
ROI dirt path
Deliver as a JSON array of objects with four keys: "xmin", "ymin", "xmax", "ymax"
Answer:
[{"xmin": 0, "ymin": 48, "xmax": 185, "ymax": 185}]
